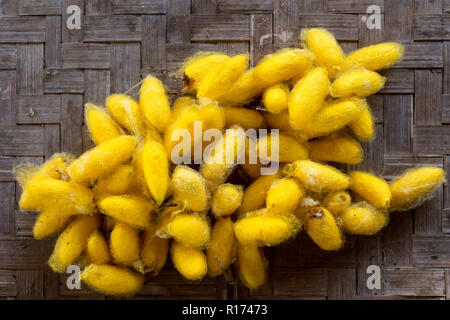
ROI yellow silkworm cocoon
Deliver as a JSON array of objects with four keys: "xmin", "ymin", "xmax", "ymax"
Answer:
[
  {"xmin": 341, "ymin": 202, "xmax": 389, "ymax": 235},
  {"xmin": 309, "ymin": 132, "xmax": 364, "ymax": 164},
  {"xmin": 263, "ymin": 111, "xmax": 306, "ymax": 140},
  {"xmin": 200, "ymin": 125, "xmax": 246, "ymax": 190},
  {"xmin": 304, "ymin": 98, "xmax": 363, "ymax": 139},
  {"xmin": 223, "ymin": 70, "xmax": 264, "ymax": 105},
  {"xmin": 234, "ymin": 209, "xmax": 301, "ymax": 247},
  {"xmin": 198, "ymin": 103, "xmax": 227, "ymax": 134},
  {"xmin": 224, "ymin": 49, "xmax": 313, "ymax": 105},
  {"xmin": 94, "ymin": 164, "xmax": 138, "ymax": 198},
  {"xmin": 257, "ymin": 133, "xmax": 308, "ymax": 163},
  {"xmin": 331, "ymin": 68, "xmax": 386, "ymax": 98},
  {"xmin": 168, "ymin": 214, "xmax": 211, "ymax": 248},
  {"xmin": 67, "ymin": 135, "xmax": 137, "ymax": 185},
  {"xmin": 98, "ymin": 195, "xmax": 153, "ymax": 229},
  {"xmin": 304, "ymin": 207, "xmax": 344, "ymax": 251},
  {"xmin": 48, "ymin": 215, "xmax": 101, "ymax": 273},
  {"xmin": 33, "ymin": 209, "xmax": 73, "ymax": 239},
  {"xmin": 156, "ymin": 200, "xmax": 184, "ymax": 238},
  {"xmin": 142, "ymin": 139, "xmax": 169, "ymax": 205},
  {"xmin": 262, "ymin": 84, "xmax": 289, "ymax": 114},
  {"xmin": 288, "ymin": 67, "xmax": 330, "ymax": 131},
  {"xmin": 164, "ymin": 103, "xmax": 225, "ymax": 162},
  {"xmin": 81, "ymin": 264, "xmax": 144, "ymax": 296},
  {"xmin": 349, "ymin": 171, "xmax": 391, "ymax": 209},
  {"xmin": 105, "ymin": 94, "xmax": 146, "ymax": 136},
  {"xmin": 253, "ymin": 48, "xmax": 314, "ymax": 88},
  {"xmin": 182, "ymin": 52, "xmax": 230, "ymax": 92},
  {"xmin": 264, "ymin": 112, "xmax": 309, "ymax": 143},
  {"xmin": 236, "ymin": 243, "xmax": 267, "ymax": 290},
  {"xmin": 19, "ymin": 178, "xmax": 94, "ymax": 215},
  {"xmin": 221, "ymin": 105, "xmax": 264, "ymax": 129},
  {"xmin": 301, "ymin": 28, "xmax": 345, "ymax": 78},
  {"xmin": 211, "ymin": 183, "xmax": 244, "ymax": 217},
  {"xmin": 390, "ymin": 167, "xmax": 446, "ymax": 211},
  {"xmin": 86, "ymin": 231, "xmax": 112, "ymax": 265},
  {"xmin": 207, "ymin": 218, "xmax": 236, "ymax": 277},
  {"xmin": 39, "ymin": 154, "xmax": 74, "ymax": 180},
  {"xmin": 140, "ymin": 75, "xmax": 171, "ymax": 131},
  {"xmin": 172, "ymin": 96, "xmax": 197, "ymax": 119},
  {"xmin": 323, "ymin": 191, "xmax": 351, "ymax": 216},
  {"xmin": 171, "ymin": 241, "xmax": 207, "ymax": 281},
  {"xmin": 239, "ymin": 173, "xmax": 280, "ymax": 213},
  {"xmin": 13, "ymin": 154, "xmax": 71, "ymax": 189},
  {"xmin": 110, "ymin": 222, "xmax": 140, "ymax": 266},
  {"xmin": 197, "ymin": 54, "xmax": 248, "ymax": 101},
  {"xmin": 266, "ymin": 178, "xmax": 305, "ymax": 214},
  {"xmin": 141, "ymin": 230, "xmax": 169, "ymax": 274},
  {"xmin": 293, "ymin": 196, "xmax": 321, "ymax": 222},
  {"xmin": 85, "ymin": 103, "xmax": 122, "ymax": 145},
  {"xmin": 240, "ymin": 163, "xmax": 270, "ymax": 180},
  {"xmin": 172, "ymin": 165, "xmax": 209, "ymax": 212},
  {"xmin": 348, "ymin": 99, "xmax": 375, "ymax": 141},
  {"xmin": 344, "ymin": 42, "xmax": 404, "ymax": 71},
  {"xmin": 286, "ymin": 160, "xmax": 351, "ymax": 193}
]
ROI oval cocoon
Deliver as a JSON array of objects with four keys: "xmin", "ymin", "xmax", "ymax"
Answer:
[
  {"xmin": 48, "ymin": 215, "xmax": 102, "ymax": 273},
  {"xmin": 344, "ymin": 42, "xmax": 404, "ymax": 71},
  {"xmin": 348, "ymin": 99, "xmax": 375, "ymax": 141},
  {"xmin": 105, "ymin": 94, "xmax": 146, "ymax": 136},
  {"xmin": 211, "ymin": 183, "xmax": 244, "ymax": 217},
  {"xmin": 98, "ymin": 195, "xmax": 153, "ymax": 229},
  {"xmin": 302, "ymin": 28, "xmax": 345, "ymax": 78},
  {"xmin": 257, "ymin": 133, "xmax": 308, "ymax": 163},
  {"xmin": 304, "ymin": 207, "xmax": 344, "ymax": 251},
  {"xmin": 234, "ymin": 211, "xmax": 301, "ymax": 247},
  {"xmin": 262, "ymin": 84, "xmax": 289, "ymax": 114},
  {"xmin": 236, "ymin": 243, "xmax": 267, "ymax": 290},
  {"xmin": 110, "ymin": 222, "xmax": 140, "ymax": 266},
  {"xmin": 33, "ymin": 209, "xmax": 73, "ymax": 240},
  {"xmin": 309, "ymin": 132, "xmax": 363, "ymax": 165},
  {"xmin": 266, "ymin": 178, "xmax": 304, "ymax": 214},
  {"xmin": 140, "ymin": 75, "xmax": 171, "ymax": 131},
  {"xmin": 19, "ymin": 178, "xmax": 95, "ymax": 215},
  {"xmin": 207, "ymin": 218, "xmax": 236, "ymax": 277},
  {"xmin": 86, "ymin": 231, "xmax": 112, "ymax": 265},
  {"xmin": 323, "ymin": 191, "xmax": 351, "ymax": 216},
  {"xmin": 288, "ymin": 67, "xmax": 330, "ymax": 131}
]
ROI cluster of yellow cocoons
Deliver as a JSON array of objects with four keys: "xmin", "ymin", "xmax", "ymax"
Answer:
[{"xmin": 14, "ymin": 28, "xmax": 446, "ymax": 295}]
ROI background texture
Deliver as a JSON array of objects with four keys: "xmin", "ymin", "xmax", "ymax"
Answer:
[{"xmin": 0, "ymin": 0, "xmax": 449, "ymax": 299}]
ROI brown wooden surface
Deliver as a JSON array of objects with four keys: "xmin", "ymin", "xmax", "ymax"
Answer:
[{"xmin": 0, "ymin": 0, "xmax": 449, "ymax": 300}]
